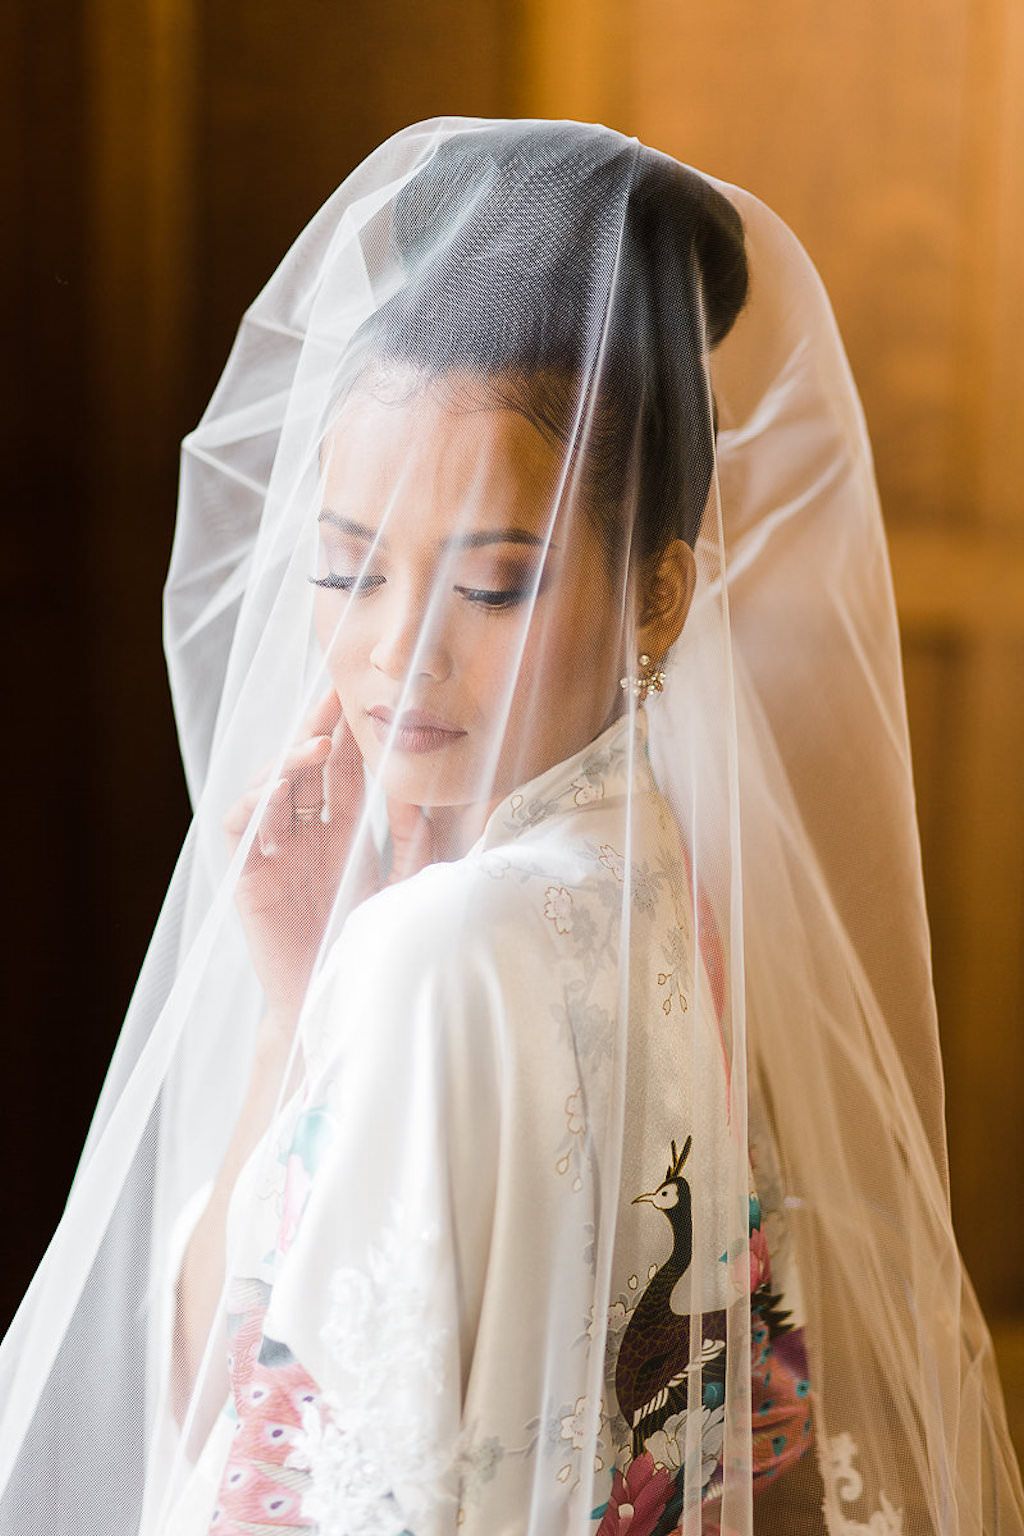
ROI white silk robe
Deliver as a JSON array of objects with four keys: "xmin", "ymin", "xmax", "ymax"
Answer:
[{"xmin": 161, "ymin": 710, "xmax": 807, "ymax": 1536}]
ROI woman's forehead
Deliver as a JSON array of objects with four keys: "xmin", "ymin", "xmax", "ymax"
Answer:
[{"xmin": 320, "ymin": 381, "xmax": 576, "ymax": 545}]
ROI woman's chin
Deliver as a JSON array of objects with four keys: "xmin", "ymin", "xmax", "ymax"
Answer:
[{"xmin": 366, "ymin": 747, "xmax": 480, "ymax": 811}]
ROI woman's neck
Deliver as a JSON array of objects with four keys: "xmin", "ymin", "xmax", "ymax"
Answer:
[{"xmin": 420, "ymin": 695, "xmax": 628, "ymax": 862}]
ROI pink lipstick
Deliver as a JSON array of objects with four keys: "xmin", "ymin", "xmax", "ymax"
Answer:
[{"xmin": 367, "ymin": 705, "xmax": 468, "ymax": 755}]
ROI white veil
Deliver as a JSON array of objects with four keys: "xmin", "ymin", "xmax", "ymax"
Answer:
[{"xmin": 0, "ymin": 117, "xmax": 1019, "ymax": 1536}]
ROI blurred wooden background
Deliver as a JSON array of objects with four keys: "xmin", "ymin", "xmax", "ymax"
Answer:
[{"xmin": 3, "ymin": 0, "xmax": 1021, "ymax": 1463}]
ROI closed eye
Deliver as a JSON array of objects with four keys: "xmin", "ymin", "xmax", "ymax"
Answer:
[
  {"xmin": 307, "ymin": 576, "xmax": 535, "ymax": 607},
  {"xmin": 455, "ymin": 585, "xmax": 531, "ymax": 610},
  {"xmin": 308, "ymin": 572, "xmax": 385, "ymax": 594}
]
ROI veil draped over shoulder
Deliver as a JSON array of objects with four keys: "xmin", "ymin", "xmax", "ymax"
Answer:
[{"xmin": 0, "ymin": 117, "xmax": 1020, "ymax": 1536}]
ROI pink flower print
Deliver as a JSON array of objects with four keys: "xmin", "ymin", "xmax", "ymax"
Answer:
[
  {"xmin": 598, "ymin": 844, "xmax": 625, "ymax": 882},
  {"xmin": 748, "ymin": 1224, "xmax": 771, "ymax": 1293},
  {"xmin": 279, "ymin": 1152, "xmax": 313, "ymax": 1256},
  {"xmin": 544, "ymin": 885, "xmax": 574, "ymax": 934},
  {"xmin": 571, "ymin": 775, "xmax": 603, "ymax": 805},
  {"xmin": 728, "ymin": 1226, "xmax": 772, "ymax": 1297},
  {"xmin": 596, "ymin": 1453, "xmax": 674, "ymax": 1536}
]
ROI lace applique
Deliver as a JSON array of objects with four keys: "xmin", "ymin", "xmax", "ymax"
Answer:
[
  {"xmin": 823, "ymin": 1433, "xmax": 904, "ymax": 1535},
  {"xmin": 287, "ymin": 1204, "xmax": 452, "ymax": 1536}
]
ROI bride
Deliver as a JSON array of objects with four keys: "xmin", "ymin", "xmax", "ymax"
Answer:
[{"xmin": 0, "ymin": 119, "xmax": 1020, "ymax": 1536}]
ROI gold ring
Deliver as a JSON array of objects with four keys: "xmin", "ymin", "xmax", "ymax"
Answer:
[{"xmin": 293, "ymin": 806, "xmax": 321, "ymax": 824}]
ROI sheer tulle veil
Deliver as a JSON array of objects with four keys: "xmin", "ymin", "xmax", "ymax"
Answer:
[{"xmin": 0, "ymin": 117, "xmax": 1020, "ymax": 1536}]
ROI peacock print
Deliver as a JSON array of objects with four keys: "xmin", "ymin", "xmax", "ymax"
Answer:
[
  {"xmin": 614, "ymin": 1136, "xmax": 729, "ymax": 1461},
  {"xmin": 611, "ymin": 1134, "xmax": 811, "ymax": 1528}
]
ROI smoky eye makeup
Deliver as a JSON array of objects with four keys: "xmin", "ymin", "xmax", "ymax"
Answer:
[
  {"xmin": 453, "ymin": 554, "xmax": 550, "ymax": 610},
  {"xmin": 308, "ymin": 517, "xmax": 554, "ymax": 606},
  {"xmin": 309, "ymin": 524, "xmax": 384, "ymax": 593}
]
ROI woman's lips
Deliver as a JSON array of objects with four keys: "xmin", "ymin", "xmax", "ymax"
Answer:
[{"xmin": 366, "ymin": 706, "xmax": 468, "ymax": 755}]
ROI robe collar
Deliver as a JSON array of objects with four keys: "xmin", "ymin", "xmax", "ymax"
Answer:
[{"xmin": 471, "ymin": 705, "xmax": 651, "ymax": 854}]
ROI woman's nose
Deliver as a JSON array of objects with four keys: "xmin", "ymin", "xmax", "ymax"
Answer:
[{"xmin": 369, "ymin": 589, "xmax": 452, "ymax": 683}]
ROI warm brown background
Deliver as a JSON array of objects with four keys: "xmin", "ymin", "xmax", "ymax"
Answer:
[{"xmin": 3, "ymin": 0, "xmax": 1022, "ymax": 1462}]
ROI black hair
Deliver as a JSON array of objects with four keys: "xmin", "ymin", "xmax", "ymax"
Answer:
[{"xmin": 353, "ymin": 122, "xmax": 748, "ymax": 566}]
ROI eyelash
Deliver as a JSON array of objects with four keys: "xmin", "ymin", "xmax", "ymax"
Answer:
[
  {"xmin": 307, "ymin": 573, "xmax": 531, "ymax": 610},
  {"xmin": 308, "ymin": 573, "xmax": 384, "ymax": 593}
]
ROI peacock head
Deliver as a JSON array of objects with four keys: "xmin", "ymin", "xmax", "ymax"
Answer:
[{"xmin": 632, "ymin": 1134, "xmax": 693, "ymax": 1211}]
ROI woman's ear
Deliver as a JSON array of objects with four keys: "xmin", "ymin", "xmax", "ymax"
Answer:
[{"xmin": 636, "ymin": 539, "xmax": 697, "ymax": 661}]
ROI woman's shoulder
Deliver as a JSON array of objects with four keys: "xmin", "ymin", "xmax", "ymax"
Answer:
[
  {"xmin": 335, "ymin": 851, "xmax": 561, "ymax": 982},
  {"xmin": 309, "ymin": 856, "xmax": 549, "ymax": 1003},
  {"xmin": 300, "ymin": 859, "xmax": 555, "ymax": 1084}
]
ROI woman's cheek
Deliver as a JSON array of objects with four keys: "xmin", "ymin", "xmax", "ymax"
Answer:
[{"xmin": 313, "ymin": 592, "xmax": 345, "ymax": 660}]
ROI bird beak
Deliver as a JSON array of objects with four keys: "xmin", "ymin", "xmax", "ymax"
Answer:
[{"xmin": 631, "ymin": 1192, "xmax": 656, "ymax": 1205}]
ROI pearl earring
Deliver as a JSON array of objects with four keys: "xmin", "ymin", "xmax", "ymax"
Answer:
[{"xmin": 619, "ymin": 653, "xmax": 666, "ymax": 703}]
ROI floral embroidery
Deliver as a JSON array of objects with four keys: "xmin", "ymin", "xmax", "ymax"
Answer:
[
  {"xmin": 598, "ymin": 843, "xmax": 625, "ymax": 882},
  {"xmin": 454, "ymin": 1433, "xmax": 505, "ymax": 1503},
  {"xmin": 656, "ymin": 924, "xmax": 691, "ymax": 1017},
  {"xmin": 825, "ymin": 1432, "xmax": 864, "ymax": 1501},
  {"xmin": 822, "ymin": 1434, "xmax": 903, "ymax": 1535},
  {"xmin": 571, "ymin": 774, "xmax": 604, "ymax": 806},
  {"xmin": 558, "ymin": 1394, "xmax": 607, "ymax": 1465},
  {"xmin": 645, "ymin": 1403, "xmax": 726, "ymax": 1487},
  {"xmin": 498, "ymin": 726, "xmax": 634, "ymax": 837},
  {"xmin": 555, "ymin": 1087, "xmax": 587, "ymax": 1191},
  {"xmin": 628, "ymin": 860, "xmax": 660, "ymax": 915},
  {"xmin": 550, "ymin": 993, "xmax": 616, "ymax": 1066},
  {"xmin": 544, "ymin": 885, "xmax": 575, "ymax": 934},
  {"xmin": 287, "ymin": 1205, "xmax": 452, "ymax": 1536}
]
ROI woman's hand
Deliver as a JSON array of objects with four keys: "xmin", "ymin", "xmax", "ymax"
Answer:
[
  {"xmin": 223, "ymin": 692, "xmax": 441, "ymax": 1025},
  {"xmin": 223, "ymin": 691, "xmax": 378, "ymax": 1024}
]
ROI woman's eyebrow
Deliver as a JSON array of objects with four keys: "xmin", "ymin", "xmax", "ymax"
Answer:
[
  {"xmin": 318, "ymin": 510, "xmax": 377, "ymax": 540},
  {"xmin": 446, "ymin": 528, "xmax": 554, "ymax": 551},
  {"xmin": 318, "ymin": 510, "xmax": 554, "ymax": 551}
]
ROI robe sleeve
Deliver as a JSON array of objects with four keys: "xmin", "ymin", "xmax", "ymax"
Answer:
[
  {"xmin": 260, "ymin": 842, "xmax": 720, "ymax": 1536},
  {"xmin": 265, "ymin": 859, "xmax": 513, "ymax": 1536}
]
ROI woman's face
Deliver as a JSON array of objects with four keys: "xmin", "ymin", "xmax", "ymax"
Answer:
[{"xmin": 313, "ymin": 378, "xmax": 630, "ymax": 812}]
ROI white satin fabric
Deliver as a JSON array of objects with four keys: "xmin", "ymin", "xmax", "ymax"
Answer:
[{"xmin": 157, "ymin": 710, "xmax": 788, "ymax": 1535}]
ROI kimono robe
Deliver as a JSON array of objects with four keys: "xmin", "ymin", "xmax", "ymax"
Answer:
[{"xmin": 162, "ymin": 710, "xmax": 809, "ymax": 1536}]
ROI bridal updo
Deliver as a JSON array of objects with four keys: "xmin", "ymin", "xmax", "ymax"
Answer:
[{"xmin": 345, "ymin": 121, "xmax": 749, "ymax": 569}]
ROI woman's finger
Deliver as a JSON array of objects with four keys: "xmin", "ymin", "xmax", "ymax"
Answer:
[
  {"xmin": 288, "ymin": 757, "xmax": 329, "ymax": 819},
  {"xmin": 257, "ymin": 779, "xmax": 292, "ymax": 856},
  {"xmin": 223, "ymin": 779, "xmax": 291, "ymax": 857},
  {"xmin": 226, "ymin": 737, "xmax": 330, "ymax": 848},
  {"xmin": 266, "ymin": 736, "xmax": 332, "ymax": 820},
  {"xmin": 300, "ymin": 688, "xmax": 343, "ymax": 742},
  {"xmin": 324, "ymin": 712, "xmax": 365, "ymax": 824},
  {"xmin": 223, "ymin": 785, "xmax": 266, "ymax": 841},
  {"xmin": 244, "ymin": 705, "xmax": 339, "ymax": 793}
]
